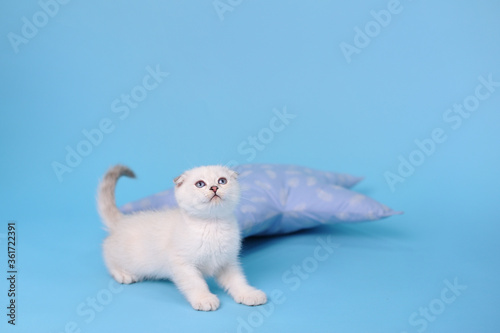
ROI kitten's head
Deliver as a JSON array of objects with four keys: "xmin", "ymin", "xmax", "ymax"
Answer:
[{"xmin": 173, "ymin": 165, "xmax": 240, "ymax": 219}]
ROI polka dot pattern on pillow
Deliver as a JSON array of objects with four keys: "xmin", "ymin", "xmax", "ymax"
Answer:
[{"xmin": 120, "ymin": 164, "xmax": 402, "ymax": 237}]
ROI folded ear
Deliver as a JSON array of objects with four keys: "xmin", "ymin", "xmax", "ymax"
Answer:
[
  {"xmin": 229, "ymin": 170, "xmax": 238, "ymax": 180},
  {"xmin": 173, "ymin": 174, "xmax": 185, "ymax": 187}
]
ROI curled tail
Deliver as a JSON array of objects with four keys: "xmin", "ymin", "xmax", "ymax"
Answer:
[{"xmin": 97, "ymin": 165, "xmax": 136, "ymax": 231}]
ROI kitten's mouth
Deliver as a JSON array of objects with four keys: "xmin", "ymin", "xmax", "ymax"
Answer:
[{"xmin": 210, "ymin": 194, "xmax": 221, "ymax": 201}]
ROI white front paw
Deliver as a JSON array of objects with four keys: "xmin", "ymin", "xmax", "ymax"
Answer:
[
  {"xmin": 190, "ymin": 293, "xmax": 220, "ymax": 311},
  {"xmin": 110, "ymin": 269, "xmax": 137, "ymax": 284},
  {"xmin": 234, "ymin": 289, "xmax": 267, "ymax": 306}
]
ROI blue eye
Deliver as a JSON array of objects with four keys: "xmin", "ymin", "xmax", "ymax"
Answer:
[
  {"xmin": 195, "ymin": 181, "xmax": 206, "ymax": 188},
  {"xmin": 218, "ymin": 177, "xmax": 227, "ymax": 185}
]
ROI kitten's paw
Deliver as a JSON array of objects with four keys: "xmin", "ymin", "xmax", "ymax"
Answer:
[
  {"xmin": 110, "ymin": 269, "xmax": 137, "ymax": 284},
  {"xmin": 190, "ymin": 294, "xmax": 220, "ymax": 311},
  {"xmin": 234, "ymin": 289, "xmax": 267, "ymax": 306}
]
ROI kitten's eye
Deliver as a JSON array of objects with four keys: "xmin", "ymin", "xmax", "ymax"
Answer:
[
  {"xmin": 195, "ymin": 181, "xmax": 206, "ymax": 188},
  {"xmin": 218, "ymin": 177, "xmax": 227, "ymax": 185}
]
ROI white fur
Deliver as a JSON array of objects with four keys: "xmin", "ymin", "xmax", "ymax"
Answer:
[{"xmin": 97, "ymin": 165, "xmax": 267, "ymax": 311}]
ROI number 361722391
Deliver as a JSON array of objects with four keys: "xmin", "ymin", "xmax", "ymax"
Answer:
[{"xmin": 8, "ymin": 222, "xmax": 16, "ymax": 269}]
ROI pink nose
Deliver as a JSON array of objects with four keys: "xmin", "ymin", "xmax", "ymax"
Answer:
[{"xmin": 210, "ymin": 186, "xmax": 218, "ymax": 193}]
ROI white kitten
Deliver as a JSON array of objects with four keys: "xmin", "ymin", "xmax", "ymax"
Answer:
[{"xmin": 97, "ymin": 165, "xmax": 267, "ymax": 311}]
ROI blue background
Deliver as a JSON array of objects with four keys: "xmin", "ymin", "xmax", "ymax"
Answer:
[{"xmin": 1, "ymin": 0, "xmax": 499, "ymax": 332}]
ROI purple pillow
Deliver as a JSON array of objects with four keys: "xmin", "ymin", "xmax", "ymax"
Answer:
[{"xmin": 120, "ymin": 164, "xmax": 402, "ymax": 237}]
